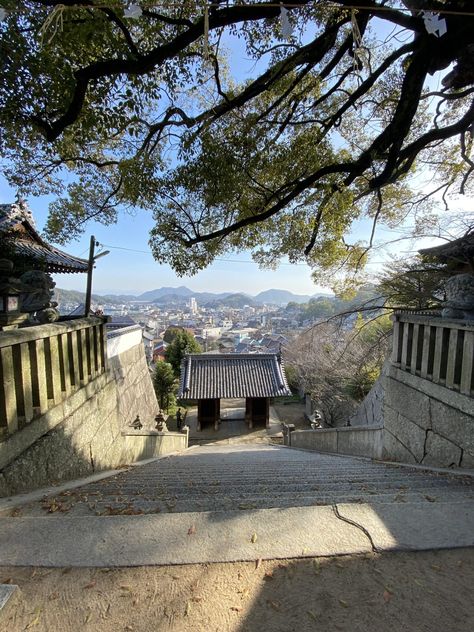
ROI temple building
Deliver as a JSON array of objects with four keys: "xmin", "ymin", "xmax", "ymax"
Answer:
[
  {"xmin": 0, "ymin": 201, "xmax": 88, "ymax": 275},
  {"xmin": 0, "ymin": 200, "xmax": 89, "ymax": 329},
  {"xmin": 178, "ymin": 353, "xmax": 291, "ymax": 431}
]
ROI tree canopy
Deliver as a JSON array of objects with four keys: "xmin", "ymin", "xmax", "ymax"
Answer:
[
  {"xmin": 152, "ymin": 360, "xmax": 176, "ymax": 411},
  {"xmin": 1, "ymin": 1, "xmax": 474, "ymax": 285},
  {"xmin": 165, "ymin": 329, "xmax": 202, "ymax": 375}
]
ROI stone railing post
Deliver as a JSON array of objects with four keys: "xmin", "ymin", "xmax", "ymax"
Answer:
[
  {"xmin": 391, "ymin": 311, "xmax": 473, "ymax": 398},
  {"xmin": 0, "ymin": 316, "xmax": 107, "ymax": 441}
]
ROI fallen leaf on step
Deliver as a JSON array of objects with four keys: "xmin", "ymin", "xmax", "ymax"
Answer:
[
  {"xmin": 2, "ymin": 577, "xmax": 12, "ymax": 584},
  {"xmin": 255, "ymin": 558, "xmax": 262, "ymax": 569},
  {"xmin": 250, "ymin": 533, "xmax": 258, "ymax": 543},
  {"xmin": 83, "ymin": 580, "xmax": 96, "ymax": 589},
  {"xmin": 264, "ymin": 571, "xmax": 274, "ymax": 581},
  {"xmin": 383, "ymin": 590, "xmax": 392, "ymax": 603},
  {"xmin": 188, "ymin": 524, "xmax": 196, "ymax": 535},
  {"xmin": 425, "ymin": 495, "xmax": 437, "ymax": 502},
  {"xmin": 120, "ymin": 584, "xmax": 133, "ymax": 592},
  {"xmin": 267, "ymin": 600, "xmax": 281, "ymax": 611},
  {"xmin": 25, "ymin": 607, "xmax": 42, "ymax": 629},
  {"xmin": 431, "ymin": 564, "xmax": 441, "ymax": 572},
  {"xmin": 307, "ymin": 610, "xmax": 319, "ymax": 621},
  {"xmin": 339, "ymin": 599, "xmax": 349, "ymax": 608},
  {"xmin": 48, "ymin": 592, "xmax": 59, "ymax": 601},
  {"xmin": 230, "ymin": 606, "xmax": 242, "ymax": 612},
  {"xmin": 185, "ymin": 601, "xmax": 192, "ymax": 616}
]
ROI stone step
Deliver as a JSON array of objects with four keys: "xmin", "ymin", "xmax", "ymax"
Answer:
[
  {"xmin": 100, "ymin": 463, "xmax": 465, "ymax": 477},
  {"xmin": 13, "ymin": 445, "xmax": 473, "ymax": 520},
  {"xmin": 75, "ymin": 490, "xmax": 473, "ymax": 515},
  {"xmin": 77, "ymin": 478, "xmax": 470, "ymax": 498},
  {"xmin": 83, "ymin": 471, "xmax": 469, "ymax": 487}
]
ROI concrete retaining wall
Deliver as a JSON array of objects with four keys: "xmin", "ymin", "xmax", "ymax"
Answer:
[
  {"xmin": 121, "ymin": 431, "xmax": 188, "ymax": 461},
  {"xmin": 289, "ymin": 426, "xmax": 384, "ymax": 459},
  {"xmin": 289, "ymin": 363, "xmax": 474, "ymax": 469},
  {"xmin": 0, "ymin": 337, "xmax": 186, "ymax": 497}
]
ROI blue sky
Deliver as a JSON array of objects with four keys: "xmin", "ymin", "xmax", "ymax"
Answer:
[{"xmin": 1, "ymin": 174, "xmax": 331, "ymax": 296}]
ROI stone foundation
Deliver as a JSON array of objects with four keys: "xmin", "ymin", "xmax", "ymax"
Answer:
[
  {"xmin": 382, "ymin": 365, "xmax": 474, "ymax": 468},
  {"xmin": 288, "ymin": 363, "xmax": 474, "ymax": 469},
  {"xmin": 0, "ymin": 338, "xmax": 186, "ymax": 497}
]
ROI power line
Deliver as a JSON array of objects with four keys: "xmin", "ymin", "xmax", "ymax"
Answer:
[{"xmin": 99, "ymin": 241, "xmax": 391, "ymax": 265}]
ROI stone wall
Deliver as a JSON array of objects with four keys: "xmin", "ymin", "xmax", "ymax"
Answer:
[
  {"xmin": 382, "ymin": 365, "xmax": 474, "ymax": 468},
  {"xmin": 288, "ymin": 364, "xmax": 474, "ymax": 469},
  {"xmin": 348, "ymin": 369, "xmax": 386, "ymax": 428},
  {"xmin": 0, "ymin": 337, "xmax": 186, "ymax": 497},
  {"xmin": 289, "ymin": 426, "xmax": 383, "ymax": 459}
]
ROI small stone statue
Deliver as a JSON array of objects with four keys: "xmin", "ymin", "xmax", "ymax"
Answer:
[
  {"xmin": 20, "ymin": 270, "xmax": 59, "ymax": 322},
  {"xmin": 441, "ymin": 273, "xmax": 474, "ymax": 320},
  {"xmin": 129, "ymin": 415, "xmax": 143, "ymax": 430},
  {"xmin": 155, "ymin": 411, "xmax": 168, "ymax": 432}
]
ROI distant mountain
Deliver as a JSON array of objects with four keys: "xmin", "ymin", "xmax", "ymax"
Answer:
[
  {"xmin": 152, "ymin": 293, "xmax": 193, "ymax": 305},
  {"xmin": 54, "ymin": 288, "xmax": 87, "ymax": 305},
  {"xmin": 254, "ymin": 289, "xmax": 312, "ymax": 305},
  {"xmin": 138, "ymin": 286, "xmax": 193, "ymax": 302},
  {"xmin": 99, "ymin": 293, "xmax": 140, "ymax": 303},
  {"xmin": 55, "ymin": 285, "xmax": 332, "ymax": 308},
  {"xmin": 53, "ymin": 288, "xmax": 134, "ymax": 307},
  {"xmin": 204, "ymin": 293, "xmax": 256, "ymax": 309}
]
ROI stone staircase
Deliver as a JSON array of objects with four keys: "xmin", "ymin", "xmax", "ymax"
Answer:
[
  {"xmin": 11, "ymin": 444, "xmax": 473, "ymax": 517},
  {"xmin": 1, "ymin": 444, "xmax": 473, "ymax": 567}
]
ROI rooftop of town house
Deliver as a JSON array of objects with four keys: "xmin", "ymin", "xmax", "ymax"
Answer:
[
  {"xmin": 178, "ymin": 352, "xmax": 291, "ymax": 400},
  {"xmin": 0, "ymin": 201, "xmax": 89, "ymax": 274}
]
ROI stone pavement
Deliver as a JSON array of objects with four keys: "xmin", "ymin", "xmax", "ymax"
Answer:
[
  {"xmin": 186, "ymin": 399, "xmax": 283, "ymax": 445},
  {"xmin": 0, "ymin": 444, "xmax": 473, "ymax": 567}
]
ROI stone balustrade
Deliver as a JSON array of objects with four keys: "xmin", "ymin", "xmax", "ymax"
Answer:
[
  {"xmin": 0, "ymin": 317, "xmax": 107, "ymax": 440},
  {"xmin": 392, "ymin": 311, "xmax": 474, "ymax": 397}
]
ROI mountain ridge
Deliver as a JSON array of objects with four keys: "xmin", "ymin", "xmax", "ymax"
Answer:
[{"xmin": 54, "ymin": 286, "xmax": 333, "ymax": 307}]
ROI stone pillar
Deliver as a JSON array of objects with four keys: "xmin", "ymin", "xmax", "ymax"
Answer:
[
  {"xmin": 214, "ymin": 398, "xmax": 220, "ymax": 431},
  {"xmin": 246, "ymin": 398, "xmax": 253, "ymax": 429}
]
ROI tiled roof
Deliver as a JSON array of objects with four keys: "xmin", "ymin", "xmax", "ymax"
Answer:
[
  {"xmin": 0, "ymin": 202, "xmax": 36, "ymax": 231},
  {"xmin": 419, "ymin": 232, "xmax": 474, "ymax": 262},
  {"xmin": 178, "ymin": 353, "xmax": 292, "ymax": 399},
  {"xmin": 0, "ymin": 202, "xmax": 88, "ymax": 274}
]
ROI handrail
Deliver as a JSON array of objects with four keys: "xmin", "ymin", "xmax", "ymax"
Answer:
[
  {"xmin": 391, "ymin": 312, "xmax": 474, "ymax": 397},
  {"xmin": 0, "ymin": 317, "xmax": 108, "ymax": 440}
]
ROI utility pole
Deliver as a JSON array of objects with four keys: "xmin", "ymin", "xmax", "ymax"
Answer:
[
  {"xmin": 85, "ymin": 236, "xmax": 109, "ymax": 316},
  {"xmin": 85, "ymin": 235, "xmax": 96, "ymax": 316}
]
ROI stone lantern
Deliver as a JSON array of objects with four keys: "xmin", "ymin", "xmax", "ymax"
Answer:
[{"xmin": 155, "ymin": 411, "xmax": 168, "ymax": 432}]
